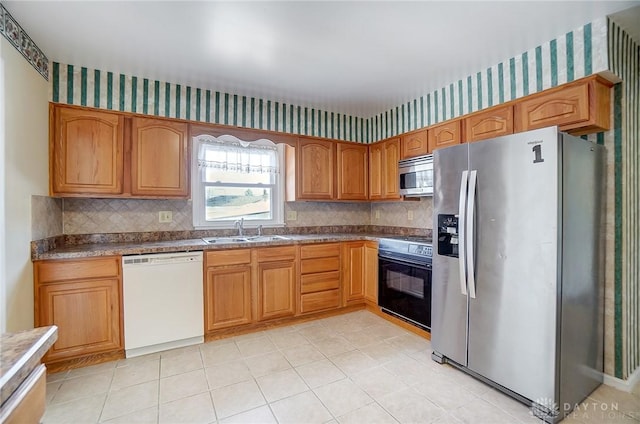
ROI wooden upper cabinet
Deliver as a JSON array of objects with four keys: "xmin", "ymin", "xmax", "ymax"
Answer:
[
  {"xmin": 369, "ymin": 138, "xmax": 401, "ymax": 200},
  {"xmin": 337, "ymin": 142, "xmax": 368, "ymax": 200},
  {"xmin": 382, "ymin": 138, "xmax": 401, "ymax": 199},
  {"xmin": 297, "ymin": 138, "xmax": 335, "ymax": 200},
  {"xmin": 401, "ymin": 129, "xmax": 429, "ymax": 158},
  {"xmin": 464, "ymin": 105, "xmax": 514, "ymax": 142},
  {"xmin": 514, "ymin": 75, "xmax": 612, "ymax": 135},
  {"xmin": 429, "ymin": 119, "xmax": 462, "ymax": 151},
  {"xmin": 131, "ymin": 117, "xmax": 189, "ymax": 197},
  {"xmin": 50, "ymin": 105, "xmax": 124, "ymax": 195},
  {"xmin": 368, "ymin": 143, "xmax": 383, "ymax": 199}
]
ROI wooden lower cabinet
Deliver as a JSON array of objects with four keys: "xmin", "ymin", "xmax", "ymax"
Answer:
[
  {"xmin": 256, "ymin": 246, "xmax": 297, "ymax": 321},
  {"xmin": 205, "ymin": 266, "xmax": 252, "ymax": 331},
  {"xmin": 204, "ymin": 250, "xmax": 252, "ymax": 331},
  {"xmin": 299, "ymin": 243, "xmax": 342, "ymax": 314},
  {"xmin": 342, "ymin": 241, "xmax": 379, "ymax": 305},
  {"xmin": 364, "ymin": 242, "xmax": 379, "ymax": 303},
  {"xmin": 33, "ymin": 257, "xmax": 123, "ymax": 364}
]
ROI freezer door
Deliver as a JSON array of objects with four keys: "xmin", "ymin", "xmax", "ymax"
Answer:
[
  {"xmin": 432, "ymin": 143, "xmax": 469, "ymax": 366},
  {"xmin": 466, "ymin": 127, "xmax": 559, "ymax": 402}
]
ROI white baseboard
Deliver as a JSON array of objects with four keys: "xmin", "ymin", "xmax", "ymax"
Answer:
[{"xmin": 603, "ymin": 365, "xmax": 640, "ymax": 393}]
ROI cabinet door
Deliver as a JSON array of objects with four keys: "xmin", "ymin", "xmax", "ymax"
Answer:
[
  {"xmin": 428, "ymin": 120, "xmax": 461, "ymax": 151},
  {"xmin": 342, "ymin": 242, "xmax": 365, "ymax": 304},
  {"xmin": 401, "ymin": 129, "xmax": 429, "ymax": 158},
  {"xmin": 464, "ymin": 105, "xmax": 514, "ymax": 142},
  {"xmin": 205, "ymin": 266, "xmax": 252, "ymax": 331},
  {"xmin": 131, "ymin": 117, "xmax": 189, "ymax": 197},
  {"xmin": 382, "ymin": 138, "xmax": 401, "ymax": 199},
  {"xmin": 257, "ymin": 260, "xmax": 296, "ymax": 321},
  {"xmin": 51, "ymin": 106, "xmax": 124, "ymax": 195},
  {"xmin": 369, "ymin": 143, "xmax": 384, "ymax": 199},
  {"xmin": 364, "ymin": 241, "xmax": 379, "ymax": 303},
  {"xmin": 337, "ymin": 143, "xmax": 368, "ymax": 200},
  {"xmin": 297, "ymin": 138, "xmax": 335, "ymax": 200},
  {"xmin": 37, "ymin": 279, "xmax": 122, "ymax": 362},
  {"xmin": 515, "ymin": 83, "xmax": 589, "ymax": 132}
]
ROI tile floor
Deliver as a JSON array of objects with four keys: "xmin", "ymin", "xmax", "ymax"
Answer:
[{"xmin": 43, "ymin": 311, "xmax": 640, "ymax": 424}]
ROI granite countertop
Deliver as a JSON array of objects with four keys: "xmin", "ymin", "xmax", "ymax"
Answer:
[
  {"xmin": 0, "ymin": 326, "xmax": 57, "ymax": 406},
  {"xmin": 32, "ymin": 233, "xmax": 433, "ymax": 260},
  {"xmin": 33, "ymin": 234, "xmax": 385, "ymax": 260}
]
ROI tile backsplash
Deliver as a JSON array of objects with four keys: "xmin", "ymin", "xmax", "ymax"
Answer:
[
  {"xmin": 53, "ymin": 197, "xmax": 431, "ymax": 235},
  {"xmin": 370, "ymin": 198, "xmax": 432, "ymax": 229},
  {"xmin": 63, "ymin": 198, "xmax": 193, "ymax": 234},
  {"xmin": 31, "ymin": 195, "xmax": 62, "ymax": 239}
]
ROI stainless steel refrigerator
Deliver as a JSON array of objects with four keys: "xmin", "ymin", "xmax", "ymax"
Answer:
[{"xmin": 431, "ymin": 126, "xmax": 604, "ymax": 422}]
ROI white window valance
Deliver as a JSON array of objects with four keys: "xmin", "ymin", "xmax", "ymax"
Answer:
[{"xmin": 196, "ymin": 134, "xmax": 279, "ymax": 175}]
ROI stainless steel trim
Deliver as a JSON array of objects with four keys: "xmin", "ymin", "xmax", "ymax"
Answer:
[
  {"xmin": 467, "ymin": 170, "xmax": 477, "ymax": 299},
  {"xmin": 398, "ymin": 154, "xmax": 433, "ymax": 168},
  {"xmin": 458, "ymin": 170, "xmax": 469, "ymax": 296},
  {"xmin": 0, "ymin": 364, "xmax": 46, "ymax": 422},
  {"xmin": 399, "ymin": 154, "xmax": 434, "ymax": 197}
]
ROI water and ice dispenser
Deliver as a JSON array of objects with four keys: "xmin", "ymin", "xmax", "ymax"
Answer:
[{"xmin": 437, "ymin": 214, "xmax": 459, "ymax": 257}]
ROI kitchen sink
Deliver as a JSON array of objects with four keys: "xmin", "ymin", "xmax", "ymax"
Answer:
[{"xmin": 202, "ymin": 235, "xmax": 291, "ymax": 244}]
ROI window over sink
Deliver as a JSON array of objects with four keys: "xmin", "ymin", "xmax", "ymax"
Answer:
[{"xmin": 192, "ymin": 134, "xmax": 284, "ymax": 229}]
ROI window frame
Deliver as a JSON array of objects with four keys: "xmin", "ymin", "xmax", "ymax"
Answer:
[{"xmin": 191, "ymin": 134, "xmax": 285, "ymax": 229}]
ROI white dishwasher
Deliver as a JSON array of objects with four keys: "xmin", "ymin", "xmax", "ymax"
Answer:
[{"xmin": 122, "ymin": 251, "xmax": 204, "ymax": 358}]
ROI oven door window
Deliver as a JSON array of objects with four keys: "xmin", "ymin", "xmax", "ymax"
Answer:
[{"xmin": 378, "ymin": 256, "xmax": 431, "ymax": 330}]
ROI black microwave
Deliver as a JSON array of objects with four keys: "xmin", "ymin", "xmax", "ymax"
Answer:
[{"xmin": 398, "ymin": 155, "xmax": 434, "ymax": 196}]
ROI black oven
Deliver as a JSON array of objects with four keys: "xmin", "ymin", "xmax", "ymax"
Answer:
[{"xmin": 378, "ymin": 238, "xmax": 432, "ymax": 331}]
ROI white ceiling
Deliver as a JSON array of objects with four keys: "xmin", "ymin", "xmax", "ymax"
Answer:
[{"xmin": 5, "ymin": 1, "xmax": 640, "ymax": 117}]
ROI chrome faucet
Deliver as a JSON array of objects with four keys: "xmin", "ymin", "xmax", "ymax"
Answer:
[
  {"xmin": 234, "ymin": 218, "xmax": 244, "ymax": 236},
  {"xmin": 257, "ymin": 225, "xmax": 263, "ymax": 236}
]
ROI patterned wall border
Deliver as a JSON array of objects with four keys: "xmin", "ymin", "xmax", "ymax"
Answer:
[
  {"xmin": 368, "ymin": 18, "xmax": 608, "ymax": 141},
  {"xmin": 609, "ymin": 18, "xmax": 640, "ymax": 380},
  {"xmin": 0, "ymin": 4, "xmax": 48, "ymax": 80},
  {"xmin": 50, "ymin": 63, "xmax": 368, "ymax": 143}
]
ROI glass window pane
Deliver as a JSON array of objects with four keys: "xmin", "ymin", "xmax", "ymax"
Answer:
[
  {"xmin": 204, "ymin": 169, "xmax": 273, "ymax": 184},
  {"xmin": 205, "ymin": 186, "xmax": 272, "ymax": 221}
]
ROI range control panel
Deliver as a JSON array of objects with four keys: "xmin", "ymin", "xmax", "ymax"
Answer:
[{"xmin": 408, "ymin": 244, "xmax": 433, "ymax": 257}]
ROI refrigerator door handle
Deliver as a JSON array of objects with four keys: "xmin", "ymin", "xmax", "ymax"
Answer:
[
  {"xmin": 458, "ymin": 170, "xmax": 469, "ymax": 296},
  {"xmin": 467, "ymin": 170, "xmax": 477, "ymax": 299}
]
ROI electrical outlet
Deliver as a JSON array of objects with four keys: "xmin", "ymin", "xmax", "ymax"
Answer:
[
  {"xmin": 374, "ymin": 210, "xmax": 380, "ymax": 219},
  {"xmin": 286, "ymin": 210, "xmax": 297, "ymax": 221},
  {"xmin": 407, "ymin": 210, "xmax": 414, "ymax": 221},
  {"xmin": 159, "ymin": 211, "xmax": 173, "ymax": 223}
]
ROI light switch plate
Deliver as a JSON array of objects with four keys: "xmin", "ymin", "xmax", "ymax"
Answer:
[
  {"xmin": 286, "ymin": 210, "xmax": 297, "ymax": 221},
  {"xmin": 407, "ymin": 210, "xmax": 414, "ymax": 221},
  {"xmin": 375, "ymin": 210, "xmax": 380, "ymax": 219},
  {"xmin": 159, "ymin": 211, "xmax": 173, "ymax": 223}
]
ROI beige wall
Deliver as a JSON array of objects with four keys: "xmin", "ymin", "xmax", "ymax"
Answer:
[{"xmin": 2, "ymin": 38, "xmax": 49, "ymax": 331}]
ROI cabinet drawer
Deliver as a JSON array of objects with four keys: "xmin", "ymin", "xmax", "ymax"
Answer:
[
  {"xmin": 300, "ymin": 243, "xmax": 341, "ymax": 259},
  {"xmin": 35, "ymin": 257, "xmax": 120, "ymax": 283},
  {"xmin": 256, "ymin": 246, "xmax": 297, "ymax": 262},
  {"xmin": 301, "ymin": 257, "xmax": 340, "ymax": 274},
  {"xmin": 206, "ymin": 249, "xmax": 251, "ymax": 267},
  {"xmin": 300, "ymin": 289, "xmax": 340, "ymax": 314},
  {"xmin": 301, "ymin": 271, "xmax": 340, "ymax": 294}
]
